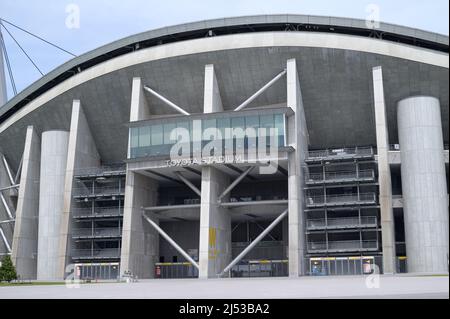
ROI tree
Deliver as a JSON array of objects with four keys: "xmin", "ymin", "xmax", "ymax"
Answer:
[{"xmin": 0, "ymin": 255, "xmax": 17, "ymax": 283}]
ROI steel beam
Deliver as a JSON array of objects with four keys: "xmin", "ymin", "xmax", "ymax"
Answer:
[
  {"xmin": 0, "ymin": 192, "xmax": 13, "ymax": 219},
  {"xmin": 0, "ymin": 227, "xmax": 11, "ymax": 252},
  {"xmin": 234, "ymin": 69, "xmax": 287, "ymax": 112},
  {"xmin": 218, "ymin": 166, "xmax": 254, "ymax": 202},
  {"xmin": 0, "ymin": 219, "xmax": 14, "ymax": 224},
  {"xmin": 174, "ymin": 172, "xmax": 201, "ymax": 196},
  {"xmin": 143, "ymin": 86, "xmax": 190, "ymax": 116},
  {"xmin": 220, "ymin": 209, "xmax": 288, "ymax": 276},
  {"xmin": 2, "ymin": 155, "xmax": 14, "ymax": 185},
  {"xmin": 220, "ymin": 199, "xmax": 288, "ymax": 207},
  {"xmin": 143, "ymin": 204, "xmax": 200, "ymax": 212},
  {"xmin": 0, "ymin": 184, "xmax": 19, "ymax": 192},
  {"xmin": 143, "ymin": 213, "xmax": 199, "ymax": 270}
]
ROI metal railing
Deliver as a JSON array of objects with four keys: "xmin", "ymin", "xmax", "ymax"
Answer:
[
  {"xmin": 307, "ymin": 146, "xmax": 374, "ymax": 160},
  {"xmin": 306, "ymin": 193, "xmax": 377, "ymax": 207},
  {"xmin": 307, "ymin": 216, "xmax": 377, "ymax": 229},
  {"xmin": 73, "ymin": 186, "xmax": 124, "ymax": 197},
  {"xmin": 74, "ymin": 165, "xmax": 126, "ymax": 177},
  {"xmin": 307, "ymin": 170, "xmax": 374, "ymax": 183},
  {"xmin": 72, "ymin": 248, "xmax": 121, "ymax": 259},
  {"xmin": 72, "ymin": 228, "xmax": 122, "ymax": 238},
  {"xmin": 308, "ymin": 240, "xmax": 378, "ymax": 252},
  {"xmin": 72, "ymin": 207, "xmax": 123, "ymax": 218}
]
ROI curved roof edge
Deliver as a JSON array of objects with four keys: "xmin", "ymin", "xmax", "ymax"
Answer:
[{"xmin": 0, "ymin": 14, "xmax": 449, "ymax": 123}]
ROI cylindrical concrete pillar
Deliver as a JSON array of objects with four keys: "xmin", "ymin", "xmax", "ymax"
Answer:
[
  {"xmin": 37, "ymin": 131, "xmax": 69, "ymax": 280},
  {"xmin": 398, "ymin": 96, "xmax": 449, "ymax": 274}
]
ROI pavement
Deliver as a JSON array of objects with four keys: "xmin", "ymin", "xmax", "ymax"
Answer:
[{"xmin": 0, "ymin": 275, "xmax": 448, "ymax": 299}]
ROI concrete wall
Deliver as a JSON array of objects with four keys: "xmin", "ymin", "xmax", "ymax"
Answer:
[
  {"xmin": 398, "ymin": 96, "xmax": 449, "ymax": 273},
  {"xmin": 286, "ymin": 58, "xmax": 309, "ymax": 277},
  {"xmin": 120, "ymin": 171, "xmax": 159, "ymax": 278},
  {"xmin": 372, "ymin": 66, "xmax": 396, "ymax": 274},
  {"xmin": 37, "ymin": 130, "xmax": 69, "ymax": 280},
  {"xmin": 11, "ymin": 126, "xmax": 40, "ymax": 279},
  {"xmin": 58, "ymin": 100, "xmax": 101, "ymax": 279},
  {"xmin": 159, "ymin": 221, "xmax": 199, "ymax": 262}
]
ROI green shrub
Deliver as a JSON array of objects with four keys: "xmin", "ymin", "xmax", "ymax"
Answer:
[{"xmin": 0, "ymin": 255, "xmax": 17, "ymax": 282}]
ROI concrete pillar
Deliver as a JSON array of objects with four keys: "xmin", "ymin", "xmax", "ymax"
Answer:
[
  {"xmin": 198, "ymin": 64, "xmax": 231, "ymax": 278},
  {"xmin": 199, "ymin": 166, "xmax": 231, "ymax": 278},
  {"xmin": 130, "ymin": 77, "xmax": 151, "ymax": 122},
  {"xmin": 287, "ymin": 58, "xmax": 308, "ymax": 277},
  {"xmin": 120, "ymin": 171, "xmax": 159, "ymax": 278},
  {"xmin": 58, "ymin": 100, "xmax": 101, "ymax": 279},
  {"xmin": 372, "ymin": 66, "xmax": 396, "ymax": 274},
  {"xmin": 11, "ymin": 126, "xmax": 40, "ymax": 279},
  {"xmin": 37, "ymin": 130, "xmax": 69, "ymax": 280},
  {"xmin": 203, "ymin": 64, "xmax": 223, "ymax": 113},
  {"xmin": 398, "ymin": 96, "xmax": 449, "ymax": 274},
  {"xmin": 0, "ymin": 29, "xmax": 7, "ymax": 106}
]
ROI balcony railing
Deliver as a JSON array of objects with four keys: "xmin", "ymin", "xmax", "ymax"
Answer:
[
  {"xmin": 306, "ymin": 170, "xmax": 375, "ymax": 184},
  {"xmin": 73, "ymin": 186, "xmax": 124, "ymax": 197},
  {"xmin": 74, "ymin": 165, "xmax": 126, "ymax": 177},
  {"xmin": 308, "ymin": 240, "xmax": 378, "ymax": 252},
  {"xmin": 306, "ymin": 193, "xmax": 377, "ymax": 207},
  {"xmin": 306, "ymin": 216, "xmax": 378, "ymax": 230},
  {"xmin": 72, "ymin": 207, "xmax": 123, "ymax": 218},
  {"xmin": 72, "ymin": 228, "xmax": 122, "ymax": 238},
  {"xmin": 71, "ymin": 248, "xmax": 121, "ymax": 259},
  {"xmin": 307, "ymin": 147, "xmax": 374, "ymax": 161}
]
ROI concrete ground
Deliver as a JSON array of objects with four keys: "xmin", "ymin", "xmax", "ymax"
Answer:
[{"xmin": 0, "ymin": 275, "xmax": 448, "ymax": 299}]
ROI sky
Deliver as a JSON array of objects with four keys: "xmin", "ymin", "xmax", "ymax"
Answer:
[{"xmin": 0, "ymin": 0, "xmax": 449, "ymax": 99}]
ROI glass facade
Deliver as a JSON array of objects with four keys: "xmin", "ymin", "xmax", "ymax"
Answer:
[{"xmin": 129, "ymin": 113, "xmax": 286, "ymax": 159}]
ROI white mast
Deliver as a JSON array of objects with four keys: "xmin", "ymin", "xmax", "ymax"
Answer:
[{"xmin": 0, "ymin": 27, "xmax": 7, "ymax": 106}]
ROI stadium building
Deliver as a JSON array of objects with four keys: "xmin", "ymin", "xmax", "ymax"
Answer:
[{"xmin": 0, "ymin": 15, "xmax": 448, "ymax": 281}]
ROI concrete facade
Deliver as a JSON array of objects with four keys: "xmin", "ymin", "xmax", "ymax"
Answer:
[
  {"xmin": 11, "ymin": 126, "xmax": 40, "ymax": 279},
  {"xmin": 0, "ymin": 16, "xmax": 448, "ymax": 280},
  {"xmin": 120, "ymin": 171, "xmax": 159, "ymax": 278},
  {"xmin": 37, "ymin": 131, "xmax": 69, "ymax": 280},
  {"xmin": 372, "ymin": 66, "xmax": 397, "ymax": 274},
  {"xmin": 58, "ymin": 100, "xmax": 101, "ymax": 279},
  {"xmin": 398, "ymin": 96, "xmax": 449, "ymax": 273},
  {"xmin": 286, "ymin": 58, "xmax": 308, "ymax": 276}
]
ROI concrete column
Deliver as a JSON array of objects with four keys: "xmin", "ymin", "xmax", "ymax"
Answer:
[
  {"xmin": 37, "ymin": 130, "xmax": 69, "ymax": 280},
  {"xmin": 398, "ymin": 96, "xmax": 449, "ymax": 274},
  {"xmin": 198, "ymin": 64, "xmax": 231, "ymax": 278},
  {"xmin": 120, "ymin": 171, "xmax": 159, "ymax": 278},
  {"xmin": 58, "ymin": 100, "xmax": 101, "ymax": 279},
  {"xmin": 372, "ymin": 66, "xmax": 396, "ymax": 274},
  {"xmin": 199, "ymin": 166, "xmax": 231, "ymax": 278},
  {"xmin": 287, "ymin": 58, "xmax": 309, "ymax": 277},
  {"xmin": 11, "ymin": 126, "xmax": 40, "ymax": 279},
  {"xmin": 0, "ymin": 29, "xmax": 7, "ymax": 106},
  {"xmin": 203, "ymin": 64, "xmax": 223, "ymax": 113},
  {"xmin": 130, "ymin": 77, "xmax": 151, "ymax": 122}
]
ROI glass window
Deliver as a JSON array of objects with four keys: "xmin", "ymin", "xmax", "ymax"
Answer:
[
  {"xmin": 130, "ymin": 128, "xmax": 139, "ymax": 148},
  {"xmin": 151, "ymin": 125, "xmax": 163, "ymax": 146},
  {"xmin": 260, "ymin": 115, "xmax": 274, "ymax": 130},
  {"xmin": 274, "ymin": 114, "xmax": 284, "ymax": 136},
  {"xmin": 202, "ymin": 119, "xmax": 217, "ymax": 141},
  {"xmin": 231, "ymin": 117, "xmax": 245, "ymax": 130},
  {"xmin": 163, "ymin": 123, "xmax": 177, "ymax": 144},
  {"xmin": 245, "ymin": 116, "xmax": 259, "ymax": 130},
  {"xmin": 217, "ymin": 118, "xmax": 230, "ymax": 141},
  {"xmin": 139, "ymin": 126, "xmax": 151, "ymax": 147}
]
